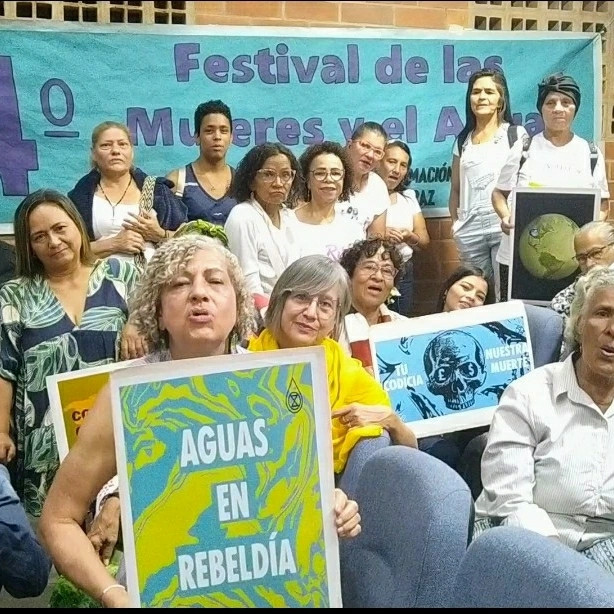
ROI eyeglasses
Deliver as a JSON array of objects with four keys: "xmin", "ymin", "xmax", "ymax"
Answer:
[
  {"xmin": 354, "ymin": 140, "xmax": 385, "ymax": 160},
  {"xmin": 358, "ymin": 261, "xmax": 397, "ymax": 280},
  {"xmin": 255, "ymin": 168, "xmax": 296, "ymax": 184},
  {"xmin": 575, "ymin": 243, "xmax": 614, "ymax": 266},
  {"xmin": 310, "ymin": 168, "xmax": 345, "ymax": 182},
  {"xmin": 288, "ymin": 291, "xmax": 338, "ymax": 318}
]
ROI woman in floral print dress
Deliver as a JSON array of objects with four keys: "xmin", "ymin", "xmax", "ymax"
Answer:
[{"xmin": 0, "ymin": 190, "xmax": 140, "ymax": 516}]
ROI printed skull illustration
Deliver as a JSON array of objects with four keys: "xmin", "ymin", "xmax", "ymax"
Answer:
[{"xmin": 423, "ymin": 331, "xmax": 486, "ymax": 411}]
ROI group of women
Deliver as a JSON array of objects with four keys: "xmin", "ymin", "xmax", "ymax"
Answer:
[{"xmin": 1, "ymin": 67, "xmax": 614, "ymax": 606}]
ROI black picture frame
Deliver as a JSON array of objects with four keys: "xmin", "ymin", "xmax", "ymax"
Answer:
[{"xmin": 508, "ymin": 188, "xmax": 601, "ymax": 305}]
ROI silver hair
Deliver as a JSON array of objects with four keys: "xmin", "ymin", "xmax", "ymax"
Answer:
[
  {"xmin": 575, "ymin": 220, "xmax": 614, "ymax": 244},
  {"xmin": 129, "ymin": 235, "xmax": 256, "ymax": 351},
  {"xmin": 565, "ymin": 265, "xmax": 614, "ymax": 353},
  {"xmin": 265, "ymin": 255, "xmax": 351, "ymax": 341}
]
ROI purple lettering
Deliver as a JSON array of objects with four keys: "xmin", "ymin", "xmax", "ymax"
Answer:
[
  {"xmin": 40, "ymin": 79, "xmax": 74, "ymax": 126},
  {"xmin": 347, "ymin": 45, "xmax": 359, "ymax": 83},
  {"xmin": 291, "ymin": 55, "xmax": 318, "ymax": 83},
  {"xmin": 204, "ymin": 55, "xmax": 229, "ymax": 83},
  {"xmin": 405, "ymin": 105, "xmax": 418, "ymax": 143},
  {"xmin": 275, "ymin": 43, "xmax": 289, "ymax": 84},
  {"xmin": 179, "ymin": 118, "xmax": 196, "ymax": 146},
  {"xmin": 254, "ymin": 117, "xmax": 274, "ymax": 144},
  {"xmin": 434, "ymin": 106, "xmax": 463, "ymax": 142},
  {"xmin": 405, "ymin": 56, "xmax": 429, "ymax": 84},
  {"xmin": 232, "ymin": 119, "xmax": 252, "ymax": 147},
  {"xmin": 174, "ymin": 43, "xmax": 200, "ymax": 82},
  {"xmin": 338, "ymin": 117, "xmax": 364, "ymax": 142},
  {"xmin": 524, "ymin": 112, "xmax": 544, "ymax": 137},
  {"xmin": 127, "ymin": 107, "xmax": 173, "ymax": 146},
  {"xmin": 321, "ymin": 55, "xmax": 345, "ymax": 84},
  {"xmin": 456, "ymin": 56, "xmax": 481, "ymax": 83},
  {"xmin": 484, "ymin": 55, "xmax": 503, "ymax": 72},
  {"xmin": 375, "ymin": 45, "xmax": 402, "ymax": 85},
  {"xmin": 302, "ymin": 118, "xmax": 324, "ymax": 145},
  {"xmin": 232, "ymin": 55, "xmax": 254, "ymax": 83},
  {"xmin": 276, "ymin": 118, "xmax": 300, "ymax": 146},
  {"xmin": 382, "ymin": 118, "xmax": 403, "ymax": 140},
  {"xmin": 254, "ymin": 48, "xmax": 275, "ymax": 84},
  {"xmin": 0, "ymin": 57, "xmax": 38, "ymax": 196},
  {"xmin": 443, "ymin": 45, "xmax": 455, "ymax": 84}
]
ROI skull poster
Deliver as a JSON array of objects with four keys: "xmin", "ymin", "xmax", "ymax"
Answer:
[{"xmin": 369, "ymin": 301, "xmax": 533, "ymax": 437}]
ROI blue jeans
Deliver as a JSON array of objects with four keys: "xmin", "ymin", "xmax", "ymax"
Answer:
[{"xmin": 389, "ymin": 260, "xmax": 414, "ymax": 317}]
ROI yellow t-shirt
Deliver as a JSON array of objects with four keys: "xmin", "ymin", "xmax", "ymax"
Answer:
[{"xmin": 248, "ymin": 329, "xmax": 390, "ymax": 473}]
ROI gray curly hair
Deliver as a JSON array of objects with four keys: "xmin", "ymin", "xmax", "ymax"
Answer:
[
  {"xmin": 565, "ymin": 265, "xmax": 614, "ymax": 353},
  {"xmin": 129, "ymin": 235, "xmax": 255, "ymax": 351}
]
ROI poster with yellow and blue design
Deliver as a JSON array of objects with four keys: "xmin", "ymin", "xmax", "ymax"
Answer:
[{"xmin": 109, "ymin": 347, "xmax": 340, "ymax": 608}]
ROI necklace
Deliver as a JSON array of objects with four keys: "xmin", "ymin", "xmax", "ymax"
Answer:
[
  {"xmin": 197, "ymin": 164, "xmax": 231, "ymax": 195},
  {"xmin": 98, "ymin": 177, "xmax": 132, "ymax": 221}
]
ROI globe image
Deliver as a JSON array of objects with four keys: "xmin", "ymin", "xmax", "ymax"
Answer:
[{"xmin": 518, "ymin": 213, "xmax": 580, "ymax": 280}]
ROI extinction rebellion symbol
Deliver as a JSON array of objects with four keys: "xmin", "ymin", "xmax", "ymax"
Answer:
[{"xmin": 285, "ymin": 377, "xmax": 303, "ymax": 413}]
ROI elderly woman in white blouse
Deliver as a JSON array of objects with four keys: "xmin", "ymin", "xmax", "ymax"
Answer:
[{"xmin": 475, "ymin": 265, "xmax": 614, "ymax": 573}]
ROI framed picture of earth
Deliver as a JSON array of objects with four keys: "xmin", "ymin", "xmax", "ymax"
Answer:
[{"xmin": 508, "ymin": 187, "xmax": 601, "ymax": 305}]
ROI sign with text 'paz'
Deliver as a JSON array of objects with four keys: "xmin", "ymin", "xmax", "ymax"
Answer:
[{"xmin": 110, "ymin": 347, "xmax": 340, "ymax": 608}]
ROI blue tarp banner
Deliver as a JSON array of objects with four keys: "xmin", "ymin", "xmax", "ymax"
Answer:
[{"xmin": 0, "ymin": 22, "xmax": 601, "ymax": 229}]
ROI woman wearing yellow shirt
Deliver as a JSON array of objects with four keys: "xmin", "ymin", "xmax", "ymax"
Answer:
[{"xmin": 248, "ymin": 254, "xmax": 417, "ymax": 473}]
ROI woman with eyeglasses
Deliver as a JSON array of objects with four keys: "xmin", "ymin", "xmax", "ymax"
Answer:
[
  {"xmin": 377, "ymin": 140, "xmax": 430, "ymax": 317},
  {"xmin": 551, "ymin": 221, "xmax": 614, "ymax": 319},
  {"xmin": 339, "ymin": 122, "xmax": 390, "ymax": 238},
  {"xmin": 338, "ymin": 238, "xmax": 407, "ymax": 371},
  {"xmin": 249, "ymin": 255, "xmax": 417, "ymax": 475},
  {"xmin": 225, "ymin": 143, "xmax": 300, "ymax": 298},
  {"xmin": 288, "ymin": 142, "xmax": 364, "ymax": 262}
]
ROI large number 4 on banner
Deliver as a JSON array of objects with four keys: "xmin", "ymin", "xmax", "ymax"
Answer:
[{"xmin": 0, "ymin": 56, "xmax": 38, "ymax": 196}]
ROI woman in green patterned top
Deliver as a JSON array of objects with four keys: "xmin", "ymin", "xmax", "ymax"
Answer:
[{"xmin": 0, "ymin": 190, "xmax": 140, "ymax": 516}]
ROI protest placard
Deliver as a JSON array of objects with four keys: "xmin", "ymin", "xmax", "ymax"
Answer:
[
  {"xmin": 109, "ymin": 347, "xmax": 340, "ymax": 608},
  {"xmin": 370, "ymin": 301, "xmax": 533, "ymax": 437}
]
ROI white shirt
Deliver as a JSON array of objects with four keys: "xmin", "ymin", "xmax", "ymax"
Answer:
[
  {"xmin": 92, "ymin": 195, "xmax": 156, "ymax": 263},
  {"xmin": 386, "ymin": 189, "xmax": 422, "ymax": 262},
  {"xmin": 224, "ymin": 199, "xmax": 298, "ymax": 296},
  {"xmin": 475, "ymin": 354, "xmax": 614, "ymax": 550},
  {"xmin": 496, "ymin": 133, "xmax": 610, "ymax": 265},
  {"xmin": 337, "ymin": 172, "xmax": 389, "ymax": 232},
  {"xmin": 287, "ymin": 208, "xmax": 364, "ymax": 262},
  {"xmin": 453, "ymin": 123, "xmax": 527, "ymax": 234}
]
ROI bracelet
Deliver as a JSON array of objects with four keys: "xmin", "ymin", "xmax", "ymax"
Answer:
[{"xmin": 100, "ymin": 584, "xmax": 125, "ymax": 601}]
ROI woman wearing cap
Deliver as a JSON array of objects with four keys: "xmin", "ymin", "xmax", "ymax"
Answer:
[{"xmin": 492, "ymin": 72, "xmax": 610, "ymax": 299}]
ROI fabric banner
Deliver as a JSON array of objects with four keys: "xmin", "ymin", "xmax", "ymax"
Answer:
[
  {"xmin": 0, "ymin": 21, "xmax": 601, "ymax": 230},
  {"xmin": 369, "ymin": 301, "xmax": 533, "ymax": 437},
  {"xmin": 109, "ymin": 347, "xmax": 340, "ymax": 608}
]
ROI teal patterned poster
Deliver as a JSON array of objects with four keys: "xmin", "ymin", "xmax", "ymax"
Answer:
[{"xmin": 109, "ymin": 347, "xmax": 340, "ymax": 608}]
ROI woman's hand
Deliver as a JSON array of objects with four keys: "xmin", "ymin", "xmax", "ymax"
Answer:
[
  {"xmin": 87, "ymin": 495, "xmax": 121, "ymax": 566},
  {"xmin": 501, "ymin": 215, "xmax": 514, "ymax": 235},
  {"xmin": 332, "ymin": 403, "xmax": 394, "ymax": 429},
  {"xmin": 123, "ymin": 212, "xmax": 165, "ymax": 243},
  {"xmin": 113, "ymin": 228, "xmax": 145, "ymax": 255},
  {"xmin": 334, "ymin": 488, "xmax": 361, "ymax": 538},
  {"xmin": 403, "ymin": 229, "xmax": 420, "ymax": 247},
  {"xmin": 384, "ymin": 228, "xmax": 404, "ymax": 244},
  {"xmin": 120, "ymin": 323, "xmax": 148, "ymax": 360},
  {"xmin": 0, "ymin": 432, "xmax": 15, "ymax": 464}
]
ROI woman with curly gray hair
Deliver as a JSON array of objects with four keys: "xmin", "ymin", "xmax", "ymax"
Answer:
[
  {"xmin": 40, "ymin": 238, "xmax": 362, "ymax": 607},
  {"xmin": 474, "ymin": 265, "xmax": 614, "ymax": 574}
]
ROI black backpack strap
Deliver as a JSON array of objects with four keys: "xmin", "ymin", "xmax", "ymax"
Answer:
[
  {"xmin": 588, "ymin": 141, "xmax": 598, "ymax": 176},
  {"xmin": 507, "ymin": 123, "xmax": 519, "ymax": 148},
  {"xmin": 517, "ymin": 133, "xmax": 532, "ymax": 171}
]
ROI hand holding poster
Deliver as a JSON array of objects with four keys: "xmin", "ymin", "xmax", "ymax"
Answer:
[
  {"xmin": 369, "ymin": 301, "xmax": 533, "ymax": 438},
  {"xmin": 509, "ymin": 187, "xmax": 601, "ymax": 305},
  {"xmin": 110, "ymin": 347, "xmax": 341, "ymax": 608}
]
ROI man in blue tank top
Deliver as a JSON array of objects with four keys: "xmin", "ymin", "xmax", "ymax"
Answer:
[{"xmin": 166, "ymin": 100, "xmax": 237, "ymax": 225}]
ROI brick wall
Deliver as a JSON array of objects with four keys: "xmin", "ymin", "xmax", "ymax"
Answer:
[{"xmin": 194, "ymin": 0, "xmax": 614, "ymax": 315}]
